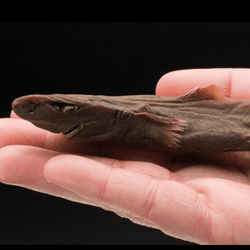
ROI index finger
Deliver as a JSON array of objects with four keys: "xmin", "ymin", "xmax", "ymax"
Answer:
[{"xmin": 156, "ymin": 68, "xmax": 250, "ymax": 99}]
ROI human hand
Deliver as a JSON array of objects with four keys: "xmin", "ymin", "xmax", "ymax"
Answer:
[{"xmin": 1, "ymin": 68, "xmax": 250, "ymax": 244}]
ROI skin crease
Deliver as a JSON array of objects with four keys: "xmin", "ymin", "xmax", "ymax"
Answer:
[{"xmin": 2, "ymin": 68, "xmax": 250, "ymax": 244}]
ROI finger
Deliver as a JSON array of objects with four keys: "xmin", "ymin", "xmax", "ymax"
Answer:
[
  {"xmin": 44, "ymin": 154, "xmax": 177, "ymax": 201},
  {"xmin": 0, "ymin": 118, "xmax": 71, "ymax": 151},
  {"xmin": 0, "ymin": 144, "xmax": 176, "ymax": 206},
  {"xmin": 10, "ymin": 110, "xmax": 21, "ymax": 118},
  {"xmin": 0, "ymin": 118, "xmax": 48, "ymax": 148},
  {"xmin": 0, "ymin": 117, "xmax": 175, "ymax": 165},
  {"xmin": 0, "ymin": 145, "xmax": 84, "ymax": 203},
  {"xmin": 44, "ymin": 154, "xmax": 207, "ymax": 243},
  {"xmin": 0, "ymin": 118, "xmax": 101, "ymax": 155},
  {"xmin": 85, "ymin": 155, "xmax": 178, "ymax": 180},
  {"xmin": 156, "ymin": 68, "xmax": 250, "ymax": 99}
]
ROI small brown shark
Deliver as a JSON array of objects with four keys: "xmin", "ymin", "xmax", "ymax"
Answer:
[{"xmin": 12, "ymin": 85, "xmax": 250, "ymax": 152}]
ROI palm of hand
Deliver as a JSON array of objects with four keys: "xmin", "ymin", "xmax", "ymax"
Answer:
[
  {"xmin": 2, "ymin": 68, "xmax": 250, "ymax": 244},
  {"xmin": 1, "ymin": 118, "xmax": 250, "ymax": 245}
]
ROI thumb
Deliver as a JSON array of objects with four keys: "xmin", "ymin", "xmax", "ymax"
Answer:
[{"xmin": 156, "ymin": 68, "xmax": 250, "ymax": 100}]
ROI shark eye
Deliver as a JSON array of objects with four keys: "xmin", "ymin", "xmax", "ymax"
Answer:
[{"xmin": 53, "ymin": 103, "xmax": 79, "ymax": 114}]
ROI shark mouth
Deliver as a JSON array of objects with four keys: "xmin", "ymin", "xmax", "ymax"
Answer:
[{"xmin": 63, "ymin": 124, "xmax": 81, "ymax": 139}]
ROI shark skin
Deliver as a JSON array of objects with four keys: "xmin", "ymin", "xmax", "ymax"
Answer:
[{"xmin": 11, "ymin": 85, "xmax": 250, "ymax": 152}]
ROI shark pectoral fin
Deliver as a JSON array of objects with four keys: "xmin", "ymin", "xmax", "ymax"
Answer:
[{"xmin": 134, "ymin": 111, "xmax": 187, "ymax": 149}]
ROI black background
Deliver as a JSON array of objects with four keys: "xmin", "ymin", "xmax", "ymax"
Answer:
[{"xmin": 0, "ymin": 22, "xmax": 250, "ymax": 245}]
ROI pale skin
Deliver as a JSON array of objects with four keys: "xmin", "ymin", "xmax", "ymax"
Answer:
[{"xmin": 1, "ymin": 69, "xmax": 250, "ymax": 244}]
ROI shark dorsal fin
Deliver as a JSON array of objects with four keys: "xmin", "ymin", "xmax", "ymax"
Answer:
[{"xmin": 182, "ymin": 85, "xmax": 229, "ymax": 101}]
